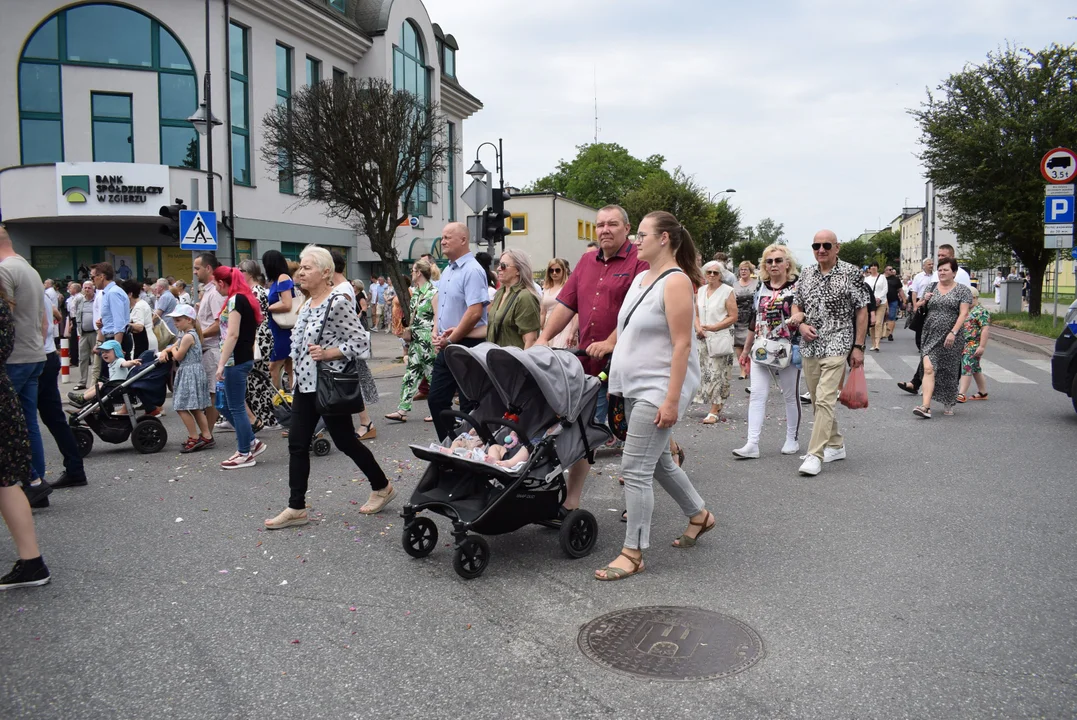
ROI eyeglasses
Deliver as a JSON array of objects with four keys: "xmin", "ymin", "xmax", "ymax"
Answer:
[
  {"xmin": 764, "ymin": 258, "xmax": 785, "ymax": 265},
  {"xmin": 636, "ymin": 232, "xmax": 660, "ymax": 240},
  {"xmin": 705, "ymin": 271, "xmax": 721, "ymax": 276},
  {"xmin": 811, "ymin": 243, "xmax": 834, "ymax": 251}
]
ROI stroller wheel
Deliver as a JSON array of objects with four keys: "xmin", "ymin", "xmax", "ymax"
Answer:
[
  {"xmin": 73, "ymin": 427, "xmax": 94, "ymax": 458},
  {"xmin": 559, "ymin": 509, "xmax": 598, "ymax": 559},
  {"xmin": 312, "ymin": 437, "xmax": 332, "ymax": 457},
  {"xmin": 131, "ymin": 417, "xmax": 168, "ymax": 454},
  {"xmin": 452, "ymin": 535, "xmax": 490, "ymax": 580},
  {"xmin": 402, "ymin": 517, "xmax": 438, "ymax": 558}
]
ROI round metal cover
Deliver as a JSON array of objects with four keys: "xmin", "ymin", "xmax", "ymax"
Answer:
[{"xmin": 578, "ymin": 606, "xmax": 764, "ymax": 681}]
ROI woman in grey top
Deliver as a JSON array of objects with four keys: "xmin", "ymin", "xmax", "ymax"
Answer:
[
  {"xmin": 264, "ymin": 245, "xmax": 393, "ymax": 530},
  {"xmin": 597, "ymin": 211, "xmax": 714, "ymax": 581}
]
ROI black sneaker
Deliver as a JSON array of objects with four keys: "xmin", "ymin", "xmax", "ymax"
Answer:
[
  {"xmin": 887, "ymin": 334, "xmax": 894, "ymax": 341},
  {"xmin": 30, "ymin": 497, "xmax": 49, "ymax": 509},
  {"xmin": 0, "ymin": 558, "xmax": 51, "ymax": 589},
  {"xmin": 22, "ymin": 480, "xmax": 52, "ymax": 506},
  {"xmin": 51, "ymin": 472, "xmax": 88, "ymax": 489}
]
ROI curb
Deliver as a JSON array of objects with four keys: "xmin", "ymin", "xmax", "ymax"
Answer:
[{"xmin": 989, "ymin": 326, "xmax": 1055, "ymax": 357}]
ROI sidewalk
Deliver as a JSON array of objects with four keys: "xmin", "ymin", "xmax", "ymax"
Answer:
[{"xmin": 978, "ymin": 300, "xmax": 1059, "ymax": 357}]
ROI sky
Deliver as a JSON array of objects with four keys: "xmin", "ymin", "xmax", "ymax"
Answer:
[{"xmin": 424, "ymin": 0, "xmax": 1073, "ymax": 265}]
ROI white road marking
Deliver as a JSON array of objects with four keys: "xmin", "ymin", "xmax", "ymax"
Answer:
[
  {"xmin": 861, "ymin": 355, "xmax": 892, "ymax": 380},
  {"xmin": 901, "ymin": 355, "xmax": 921, "ymax": 370},
  {"xmin": 978, "ymin": 359, "xmax": 1036, "ymax": 384},
  {"xmin": 1019, "ymin": 358, "xmax": 1051, "ymax": 373}
]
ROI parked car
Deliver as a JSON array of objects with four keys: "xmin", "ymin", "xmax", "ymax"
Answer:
[{"xmin": 1051, "ymin": 299, "xmax": 1077, "ymax": 414}]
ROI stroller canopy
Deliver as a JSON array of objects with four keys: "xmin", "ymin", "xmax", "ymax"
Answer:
[
  {"xmin": 443, "ymin": 343, "xmax": 508, "ymax": 422},
  {"xmin": 485, "ymin": 346, "xmax": 595, "ymax": 421}
]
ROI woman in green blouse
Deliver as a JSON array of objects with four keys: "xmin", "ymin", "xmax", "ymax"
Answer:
[
  {"xmin": 384, "ymin": 259, "xmax": 437, "ymax": 422},
  {"xmin": 489, "ymin": 248, "xmax": 542, "ymax": 349}
]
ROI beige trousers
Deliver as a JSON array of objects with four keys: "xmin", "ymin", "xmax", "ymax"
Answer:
[{"xmin": 802, "ymin": 356, "xmax": 846, "ymax": 460}]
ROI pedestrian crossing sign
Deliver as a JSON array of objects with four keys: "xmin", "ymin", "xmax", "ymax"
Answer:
[{"xmin": 179, "ymin": 210, "xmax": 218, "ymax": 251}]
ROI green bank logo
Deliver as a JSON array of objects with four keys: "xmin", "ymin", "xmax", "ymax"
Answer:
[{"xmin": 61, "ymin": 175, "xmax": 90, "ymax": 203}]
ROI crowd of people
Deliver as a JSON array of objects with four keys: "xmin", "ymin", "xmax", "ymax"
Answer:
[{"xmin": 0, "ymin": 209, "xmax": 1004, "ymax": 589}]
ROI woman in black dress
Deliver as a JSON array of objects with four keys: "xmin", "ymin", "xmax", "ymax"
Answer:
[
  {"xmin": 0, "ymin": 288, "xmax": 51, "ymax": 589},
  {"xmin": 914, "ymin": 258, "xmax": 972, "ymax": 419}
]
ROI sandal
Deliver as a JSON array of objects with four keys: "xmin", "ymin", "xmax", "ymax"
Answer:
[
  {"xmin": 913, "ymin": 405, "xmax": 931, "ymax": 419},
  {"xmin": 670, "ymin": 440, "xmax": 686, "ymax": 468},
  {"xmin": 897, "ymin": 382, "xmax": 917, "ymax": 395},
  {"xmin": 423, "ymin": 416, "xmax": 434, "ymax": 423},
  {"xmin": 702, "ymin": 413, "xmax": 719, "ymax": 425},
  {"xmin": 956, "ymin": 394, "xmax": 967, "ymax": 403},
  {"xmin": 969, "ymin": 392, "xmax": 989, "ymax": 401},
  {"xmin": 673, "ymin": 511, "xmax": 716, "ymax": 548},
  {"xmin": 356, "ymin": 422, "xmax": 377, "ymax": 440},
  {"xmin": 943, "ymin": 407, "xmax": 955, "ymax": 416},
  {"xmin": 359, "ymin": 484, "xmax": 396, "ymax": 514},
  {"xmin": 594, "ymin": 551, "xmax": 644, "ymax": 581},
  {"xmin": 384, "ymin": 411, "xmax": 408, "ymax": 423},
  {"xmin": 265, "ymin": 507, "xmax": 309, "ymax": 529}
]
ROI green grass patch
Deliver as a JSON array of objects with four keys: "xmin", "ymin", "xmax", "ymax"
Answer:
[{"xmin": 991, "ymin": 312, "xmax": 1065, "ymax": 338}]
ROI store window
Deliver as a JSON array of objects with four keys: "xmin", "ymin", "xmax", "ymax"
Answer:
[
  {"xmin": 276, "ymin": 43, "xmax": 294, "ymax": 194},
  {"xmin": 230, "ymin": 22, "xmax": 251, "ymax": 185},
  {"xmin": 91, "ymin": 93, "xmax": 133, "ymax": 162},
  {"xmin": 17, "ymin": 3, "xmax": 198, "ymax": 167}
]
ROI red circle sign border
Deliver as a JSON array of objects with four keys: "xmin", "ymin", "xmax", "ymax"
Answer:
[{"xmin": 1041, "ymin": 147, "xmax": 1077, "ymax": 184}]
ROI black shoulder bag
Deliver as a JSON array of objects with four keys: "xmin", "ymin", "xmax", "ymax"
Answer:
[
  {"xmin": 314, "ymin": 294, "xmax": 365, "ymax": 416},
  {"xmin": 907, "ymin": 282, "xmax": 936, "ymax": 333}
]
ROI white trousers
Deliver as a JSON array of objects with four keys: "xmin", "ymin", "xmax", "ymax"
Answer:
[{"xmin": 746, "ymin": 360, "xmax": 802, "ymax": 446}]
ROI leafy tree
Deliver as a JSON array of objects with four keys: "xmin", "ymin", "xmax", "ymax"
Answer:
[
  {"xmin": 838, "ymin": 237, "xmax": 873, "ymax": 268},
  {"xmin": 261, "ymin": 77, "xmax": 452, "ymax": 323},
  {"xmin": 525, "ymin": 142, "xmax": 666, "ymax": 209},
  {"xmin": 700, "ymin": 199, "xmax": 742, "ymax": 259},
  {"xmin": 872, "ymin": 229, "xmax": 902, "ymax": 267},
  {"xmin": 730, "ymin": 233, "xmax": 768, "ymax": 267},
  {"xmin": 621, "ymin": 168, "xmax": 714, "ymax": 247},
  {"xmin": 751, "ymin": 217, "xmax": 787, "ymax": 246},
  {"xmin": 910, "ymin": 44, "xmax": 1077, "ymax": 316}
]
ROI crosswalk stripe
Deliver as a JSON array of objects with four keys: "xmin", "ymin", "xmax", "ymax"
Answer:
[
  {"xmin": 861, "ymin": 355, "xmax": 892, "ymax": 380},
  {"xmin": 901, "ymin": 355, "xmax": 921, "ymax": 370},
  {"xmin": 1019, "ymin": 358, "xmax": 1051, "ymax": 373},
  {"xmin": 978, "ymin": 359, "xmax": 1036, "ymax": 384}
]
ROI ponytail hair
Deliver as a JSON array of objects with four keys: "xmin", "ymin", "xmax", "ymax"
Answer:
[{"xmin": 643, "ymin": 211, "xmax": 704, "ymax": 287}]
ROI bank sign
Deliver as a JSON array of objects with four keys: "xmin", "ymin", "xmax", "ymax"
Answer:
[{"xmin": 55, "ymin": 162, "xmax": 170, "ymax": 217}]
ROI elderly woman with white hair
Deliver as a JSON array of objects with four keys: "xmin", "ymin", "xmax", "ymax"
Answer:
[
  {"xmin": 264, "ymin": 245, "xmax": 394, "ymax": 530},
  {"xmin": 488, "ymin": 248, "xmax": 542, "ymax": 349},
  {"xmin": 694, "ymin": 261, "xmax": 738, "ymax": 423}
]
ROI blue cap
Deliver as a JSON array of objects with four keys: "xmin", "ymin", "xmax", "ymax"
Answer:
[{"xmin": 96, "ymin": 339, "xmax": 123, "ymax": 355}]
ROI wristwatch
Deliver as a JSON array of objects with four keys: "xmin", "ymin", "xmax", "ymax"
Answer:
[{"xmin": 853, "ymin": 343, "xmax": 865, "ymax": 351}]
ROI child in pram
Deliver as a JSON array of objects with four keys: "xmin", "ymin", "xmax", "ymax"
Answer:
[
  {"xmin": 67, "ymin": 340, "xmax": 142, "ymax": 413},
  {"xmin": 436, "ymin": 421, "xmax": 562, "ymax": 472}
]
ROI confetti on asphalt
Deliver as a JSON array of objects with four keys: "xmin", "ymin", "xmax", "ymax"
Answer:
[
  {"xmin": 219, "ymin": 570, "xmax": 228, "ymax": 574},
  {"xmin": 349, "ymin": 607, "xmax": 357, "ymax": 612},
  {"xmin": 279, "ymin": 580, "xmax": 288, "ymax": 585},
  {"xmin": 175, "ymin": 518, "xmax": 183, "ymax": 523},
  {"xmin": 290, "ymin": 639, "xmax": 300, "ymax": 645}
]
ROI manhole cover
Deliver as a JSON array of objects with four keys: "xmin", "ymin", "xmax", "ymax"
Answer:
[{"xmin": 578, "ymin": 606, "xmax": 764, "ymax": 681}]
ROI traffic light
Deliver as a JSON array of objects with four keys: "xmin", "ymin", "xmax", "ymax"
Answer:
[
  {"xmin": 158, "ymin": 199, "xmax": 187, "ymax": 240},
  {"xmin": 481, "ymin": 188, "xmax": 511, "ymax": 248}
]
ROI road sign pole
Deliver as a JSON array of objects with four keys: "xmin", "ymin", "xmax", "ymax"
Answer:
[{"xmin": 1054, "ymin": 249, "xmax": 1061, "ymax": 328}]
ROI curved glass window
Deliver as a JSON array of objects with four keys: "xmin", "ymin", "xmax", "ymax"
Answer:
[
  {"xmin": 394, "ymin": 21, "xmax": 430, "ymax": 214},
  {"xmin": 17, "ymin": 3, "xmax": 199, "ymax": 168}
]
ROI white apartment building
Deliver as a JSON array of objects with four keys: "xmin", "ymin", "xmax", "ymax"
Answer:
[
  {"xmin": 0, "ymin": 0, "xmax": 481, "ymax": 283},
  {"xmin": 900, "ymin": 209, "xmax": 925, "ymax": 277},
  {"xmin": 925, "ymin": 180, "xmax": 960, "ymax": 261},
  {"xmin": 502, "ymin": 192, "xmax": 600, "ymax": 275}
]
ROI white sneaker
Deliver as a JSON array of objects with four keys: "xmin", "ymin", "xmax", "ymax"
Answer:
[
  {"xmin": 823, "ymin": 446, "xmax": 846, "ymax": 463},
  {"xmin": 732, "ymin": 443, "xmax": 759, "ymax": 459},
  {"xmin": 215, "ymin": 419, "xmax": 235, "ymax": 433},
  {"xmin": 800, "ymin": 392, "xmax": 812, "ymax": 405},
  {"xmin": 781, "ymin": 439, "xmax": 800, "ymax": 455},
  {"xmin": 798, "ymin": 455, "xmax": 822, "ymax": 476},
  {"xmin": 249, "ymin": 439, "xmax": 268, "ymax": 458}
]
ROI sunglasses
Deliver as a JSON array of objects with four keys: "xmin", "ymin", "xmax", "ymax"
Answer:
[
  {"xmin": 705, "ymin": 271, "xmax": 721, "ymax": 276},
  {"xmin": 498, "ymin": 262, "xmax": 513, "ymax": 270},
  {"xmin": 548, "ymin": 268, "xmax": 562, "ymax": 273},
  {"xmin": 811, "ymin": 243, "xmax": 834, "ymax": 251},
  {"xmin": 764, "ymin": 258, "xmax": 785, "ymax": 265}
]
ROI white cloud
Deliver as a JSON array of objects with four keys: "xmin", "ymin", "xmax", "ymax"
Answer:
[{"xmin": 425, "ymin": 0, "xmax": 1072, "ymax": 263}]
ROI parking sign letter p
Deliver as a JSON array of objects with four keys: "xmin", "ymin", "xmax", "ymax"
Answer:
[{"xmin": 1051, "ymin": 198, "xmax": 1069, "ymax": 221}]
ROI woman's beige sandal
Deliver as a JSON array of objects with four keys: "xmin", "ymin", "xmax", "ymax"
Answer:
[
  {"xmin": 673, "ymin": 511, "xmax": 716, "ymax": 548},
  {"xmin": 594, "ymin": 551, "xmax": 644, "ymax": 581},
  {"xmin": 265, "ymin": 507, "xmax": 309, "ymax": 530},
  {"xmin": 359, "ymin": 485, "xmax": 396, "ymax": 514}
]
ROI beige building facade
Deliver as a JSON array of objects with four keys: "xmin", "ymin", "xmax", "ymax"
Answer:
[
  {"xmin": 501, "ymin": 192, "xmax": 599, "ymax": 277},
  {"xmin": 900, "ymin": 209, "xmax": 925, "ymax": 277}
]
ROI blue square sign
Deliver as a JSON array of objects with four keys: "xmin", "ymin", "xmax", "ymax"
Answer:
[
  {"xmin": 179, "ymin": 210, "xmax": 217, "ymax": 250},
  {"xmin": 1044, "ymin": 195, "xmax": 1075, "ymax": 224}
]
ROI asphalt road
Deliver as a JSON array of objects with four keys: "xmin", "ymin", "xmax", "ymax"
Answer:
[{"xmin": 2, "ymin": 327, "xmax": 1075, "ymax": 719}]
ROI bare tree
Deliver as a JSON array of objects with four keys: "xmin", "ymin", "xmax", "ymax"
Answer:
[{"xmin": 261, "ymin": 77, "xmax": 454, "ymax": 323}]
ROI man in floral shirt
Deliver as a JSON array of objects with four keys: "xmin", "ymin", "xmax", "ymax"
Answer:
[{"xmin": 791, "ymin": 230, "xmax": 868, "ymax": 477}]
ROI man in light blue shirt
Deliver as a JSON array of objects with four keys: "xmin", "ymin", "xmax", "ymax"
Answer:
[
  {"xmin": 429, "ymin": 222, "xmax": 489, "ymax": 440},
  {"xmin": 369, "ymin": 277, "xmax": 383, "ymax": 332},
  {"xmin": 93, "ymin": 262, "xmax": 129, "ymax": 356}
]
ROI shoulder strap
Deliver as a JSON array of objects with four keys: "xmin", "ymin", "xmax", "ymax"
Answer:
[
  {"xmin": 313, "ymin": 293, "xmax": 344, "ymax": 348},
  {"xmin": 622, "ymin": 268, "xmax": 681, "ymax": 331}
]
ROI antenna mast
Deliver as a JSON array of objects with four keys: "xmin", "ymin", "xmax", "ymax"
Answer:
[{"xmin": 593, "ymin": 65, "xmax": 599, "ymax": 144}]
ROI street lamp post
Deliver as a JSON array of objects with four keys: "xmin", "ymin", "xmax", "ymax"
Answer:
[
  {"xmin": 467, "ymin": 138, "xmax": 507, "ymax": 254},
  {"xmin": 186, "ymin": 0, "xmax": 223, "ymax": 217},
  {"xmin": 709, "ymin": 188, "xmax": 736, "ymax": 203}
]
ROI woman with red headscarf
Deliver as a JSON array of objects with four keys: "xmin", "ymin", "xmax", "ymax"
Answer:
[{"xmin": 213, "ymin": 266, "xmax": 266, "ymax": 469}]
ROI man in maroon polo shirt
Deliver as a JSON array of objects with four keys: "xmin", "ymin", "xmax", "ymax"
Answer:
[{"xmin": 538, "ymin": 204, "xmax": 648, "ymax": 513}]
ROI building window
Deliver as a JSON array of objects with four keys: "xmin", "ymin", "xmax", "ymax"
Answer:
[
  {"xmin": 229, "ymin": 22, "xmax": 250, "ymax": 185},
  {"xmin": 328, "ymin": 0, "xmax": 346, "ymax": 12},
  {"xmin": 306, "ymin": 56, "xmax": 321, "ymax": 86},
  {"xmin": 507, "ymin": 214, "xmax": 527, "ymax": 235},
  {"xmin": 578, "ymin": 220, "xmax": 585, "ymax": 239},
  {"xmin": 393, "ymin": 20, "xmax": 430, "ymax": 215},
  {"xmin": 17, "ymin": 3, "xmax": 199, "ymax": 167},
  {"xmin": 332, "ymin": 67, "xmax": 347, "ymax": 84},
  {"xmin": 443, "ymin": 46, "xmax": 455, "ymax": 78},
  {"xmin": 446, "ymin": 121, "xmax": 456, "ymax": 221},
  {"xmin": 276, "ymin": 43, "xmax": 294, "ymax": 194},
  {"xmin": 91, "ymin": 93, "xmax": 133, "ymax": 162}
]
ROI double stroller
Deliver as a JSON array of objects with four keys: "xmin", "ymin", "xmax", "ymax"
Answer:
[
  {"xmin": 402, "ymin": 343, "xmax": 611, "ymax": 579},
  {"xmin": 68, "ymin": 350, "xmax": 172, "ymax": 456}
]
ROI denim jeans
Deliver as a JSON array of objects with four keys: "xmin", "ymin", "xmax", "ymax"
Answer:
[
  {"xmin": 223, "ymin": 360, "xmax": 254, "ymax": 454},
  {"xmin": 6, "ymin": 361, "xmax": 46, "ymax": 481},
  {"xmin": 621, "ymin": 398, "xmax": 705, "ymax": 550},
  {"xmin": 39, "ymin": 352, "xmax": 86, "ymax": 479}
]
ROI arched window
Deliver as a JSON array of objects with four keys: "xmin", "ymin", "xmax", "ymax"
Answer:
[
  {"xmin": 18, "ymin": 3, "xmax": 199, "ymax": 168},
  {"xmin": 393, "ymin": 20, "xmax": 430, "ymax": 214}
]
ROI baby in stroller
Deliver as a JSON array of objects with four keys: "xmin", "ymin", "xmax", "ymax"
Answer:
[
  {"xmin": 67, "ymin": 340, "xmax": 142, "ymax": 414},
  {"xmin": 437, "ymin": 418, "xmax": 562, "ymax": 472}
]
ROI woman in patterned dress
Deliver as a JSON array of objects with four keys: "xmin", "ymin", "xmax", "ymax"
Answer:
[
  {"xmin": 732, "ymin": 261, "xmax": 759, "ymax": 379},
  {"xmin": 239, "ymin": 260, "xmax": 279, "ymax": 431},
  {"xmin": 914, "ymin": 257, "xmax": 972, "ymax": 419},
  {"xmin": 384, "ymin": 259, "xmax": 436, "ymax": 422},
  {"xmin": 0, "ymin": 288, "xmax": 51, "ymax": 589},
  {"xmin": 957, "ymin": 287, "xmax": 991, "ymax": 403}
]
